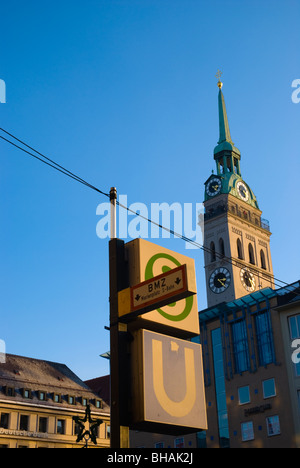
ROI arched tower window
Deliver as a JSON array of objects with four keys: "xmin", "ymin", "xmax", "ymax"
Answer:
[
  {"xmin": 219, "ymin": 238, "xmax": 225, "ymax": 258},
  {"xmin": 237, "ymin": 238, "xmax": 243, "ymax": 260},
  {"xmin": 210, "ymin": 242, "xmax": 216, "ymax": 262},
  {"xmin": 248, "ymin": 243, "xmax": 255, "ymax": 265},
  {"xmin": 260, "ymin": 249, "xmax": 267, "ymax": 270}
]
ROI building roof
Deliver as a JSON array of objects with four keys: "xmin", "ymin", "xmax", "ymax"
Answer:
[
  {"xmin": 0, "ymin": 354, "xmax": 109, "ymax": 414},
  {"xmin": 85, "ymin": 375, "xmax": 110, "ymax": 405},
  {"xmin": 275, "ymin": 281, "xmax": 300, "ymax": 308},
  {"xmin": 199, "ymin": 281, "xmax": 300, "ymax": 323}
]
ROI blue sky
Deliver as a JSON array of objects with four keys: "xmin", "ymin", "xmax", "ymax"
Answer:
[{"xmin": 0, "ymin": 0, "xmax": 299, "ymax": 380}]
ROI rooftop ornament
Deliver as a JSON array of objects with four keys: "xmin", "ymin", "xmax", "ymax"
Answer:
[{"xmin": 216, "ymin": 69, "xmax": 223, "ymax": 89}]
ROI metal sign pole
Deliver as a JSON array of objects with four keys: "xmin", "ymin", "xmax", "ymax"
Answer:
[
  {"xmin": 109, "ymin": 188, "xmax": 130, "ymax": 448},
  {"xmin": 110, "ymin": 187, "xmax": 117, "ymax": 240}
]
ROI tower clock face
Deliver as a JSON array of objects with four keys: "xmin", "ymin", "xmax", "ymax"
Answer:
[
  {"xmin": 206, "ymin": 177, "xmax": 222, "ymax": 197},
  {"xmin": 236, "ymin": 181, "xmax": 249, "ymax": 202},
  {"xmin": 240, "ymin": 268, "xmax": 256, "ymax": 292},
  {"xmin": 209, "ymin": 267, "xmax": 231, "ymax": 294}
]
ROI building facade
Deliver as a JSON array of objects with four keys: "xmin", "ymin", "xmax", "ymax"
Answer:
[
  {"xmin": 199, "ymin": 79, "xmax": 300, "ymax": 448},
  {"xmin": 198, "ymin": 283, "xmax": 300, "ymax": 448},
  {"xmin": 0, "ymin": 354, "xmax": 110, "ymax": 448}
]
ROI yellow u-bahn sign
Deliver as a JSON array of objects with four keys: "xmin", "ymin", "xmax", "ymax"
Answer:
[{"xmin": 131, "ymin": 329, "xmax": 207, "ymax": 433}]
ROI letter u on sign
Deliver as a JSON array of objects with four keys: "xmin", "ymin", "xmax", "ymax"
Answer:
[
  {"xmin": 131, "ymin": 329, "xmax": 207, "ymax": 431},
  {"xmin": 152, "ymin": 339, "xmax": 196, "ymax": 417}
]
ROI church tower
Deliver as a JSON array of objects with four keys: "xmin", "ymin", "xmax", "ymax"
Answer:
[{"xmin": 203, "ymin": 75, "xmax": 274, "ymax": 307}]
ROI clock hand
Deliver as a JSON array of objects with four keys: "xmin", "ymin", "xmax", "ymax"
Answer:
[
  {"xmin": 246, "ymin": 273, "xmax": 251, "ymax": 283},
  {"xmin": 218, "ymin": 278, "xmax": 226, "ymax": 287},
  {"xmin": 240, "ymin": 187, "xmax": 246, "ymax": 195}
]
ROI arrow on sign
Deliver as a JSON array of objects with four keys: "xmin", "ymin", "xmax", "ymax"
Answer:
[{"xmin": 118, "ymin": 264, "xmax": 197, "ymax": 323}]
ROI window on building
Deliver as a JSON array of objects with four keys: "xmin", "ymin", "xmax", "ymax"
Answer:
[
  {"xmin": 155, "ymin": 442, "xmax": 164, "ymax": 448},
  {"xmin": 289, "ymin": 314, "xmax": 300, "ymax": 339},
  {"xmin": 254, "ymin": 311, "xmax": 274, "ymax": 366},
  {"xmin": 231, "ymin": 320, "xmax": 250, "ymax": 374},
  {"xmin": 266, "ymin": 415, "xmax": 281, "ymax": 437},
  {"xmin": 210, "ymin": 241, "xmax": 216, "ymax": 262},
  {"xmin": 38, "ymin": 391, "xmax": 46, "ymax": 401},
  {"xmin": 233, "ymin": 158, "xmax": 237, "ymax": 173},
  {"xmin": 263, "ymin": 379, "xmax": 276, "ymax": 399},
  {"xmin": 226, "ymin": 156, "xmax": 232, "ymax": 172},
  {"xmin": 0, "ymin": 413, "xmax": 9, "ymax": 429},
  {"xmin": 237, "ymin": 238, "xmax": 243, "ymax": 260},
  {"xmin": 219, "ymin": 238, "xmax": 225, "ymax": 258},
  {"xmin": 53, "ymin": 393, "xmax": 62, "ymax": 403},
  {"xmin": 174, "ymin": 437, "xmax": 185, "ymax": 448},
  {"xmin": 39, "ymin": 417, "xmax": 48, "ymax": 433},
  {"xmin": 234, "ymin": 157, "xmax": 239, "ymax": 174},
  {"xmin": 238, "ymin": 386, "xmax": 250, "ymax": 405},
  {"xmin": 68, "ymin": 395, "xmax": 76, "ymax": 405},
  {"xmin": 260, "ymin": 249, "xmax": 267, "ymax": 270},
  {"xmin": 5, "ymin": 387, "xmax": 15, "ymax": 397},
  {"xmin": 218, "ymin": 158, "xmax": 225, "ymax": 174},
  {"xmin": 74, "ymin": 421, "xmax": 81, "ymax": 436},
  {"xmin": 20, "ymin": 415, "xmax": 29, "ymax": 431},
  {"xmin": 94, "ymin": 424, "xmax": 100, "ymax": 439},
  {"xmin": 248, "ymin": 243, "xmax": 255, "ymax": 265},
  {"xmin": 196, "ymin": 431, "xmax": 207, "ymax": 449},
  {"xmin": 211, "ymin": 328, "xmax": 230, "ymax": 448},
  {"xmin": 22, "ymin": 389, "xmax": 31, "ymax": 399},
  {"xmin": 57, "ymin": 419, "xmax": 65, "ymax": 435},
  {"xmin": 241, "ymin": 421, "xmax": 254, "ymax": 442}
]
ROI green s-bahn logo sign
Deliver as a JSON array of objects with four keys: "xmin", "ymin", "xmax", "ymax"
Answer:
[{"xmin": 145, "ymin": 253, "xmax": 194, "ymax": 322}]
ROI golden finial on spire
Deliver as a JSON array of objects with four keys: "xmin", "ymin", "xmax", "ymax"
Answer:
[{"xmin": 215, "ymin": 69, "xmax": 223, "ymax": 89}]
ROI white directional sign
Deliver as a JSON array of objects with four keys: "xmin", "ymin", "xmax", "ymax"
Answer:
[
  {"xmin": 132, "ymin": 265, "xmax": 187, "ymax": 311},
  {"xmin": 118, "ymin": 264, "xmax": 197, "ymax": 321}
]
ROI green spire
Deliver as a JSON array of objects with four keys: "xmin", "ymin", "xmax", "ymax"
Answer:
[
  {"xmin": 218, "ymin": 88, "xmax": 233, "ymax": 145},
  {"xmin": 214, "ymin": 81, "xmax": 240, "ymax": 156}
]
